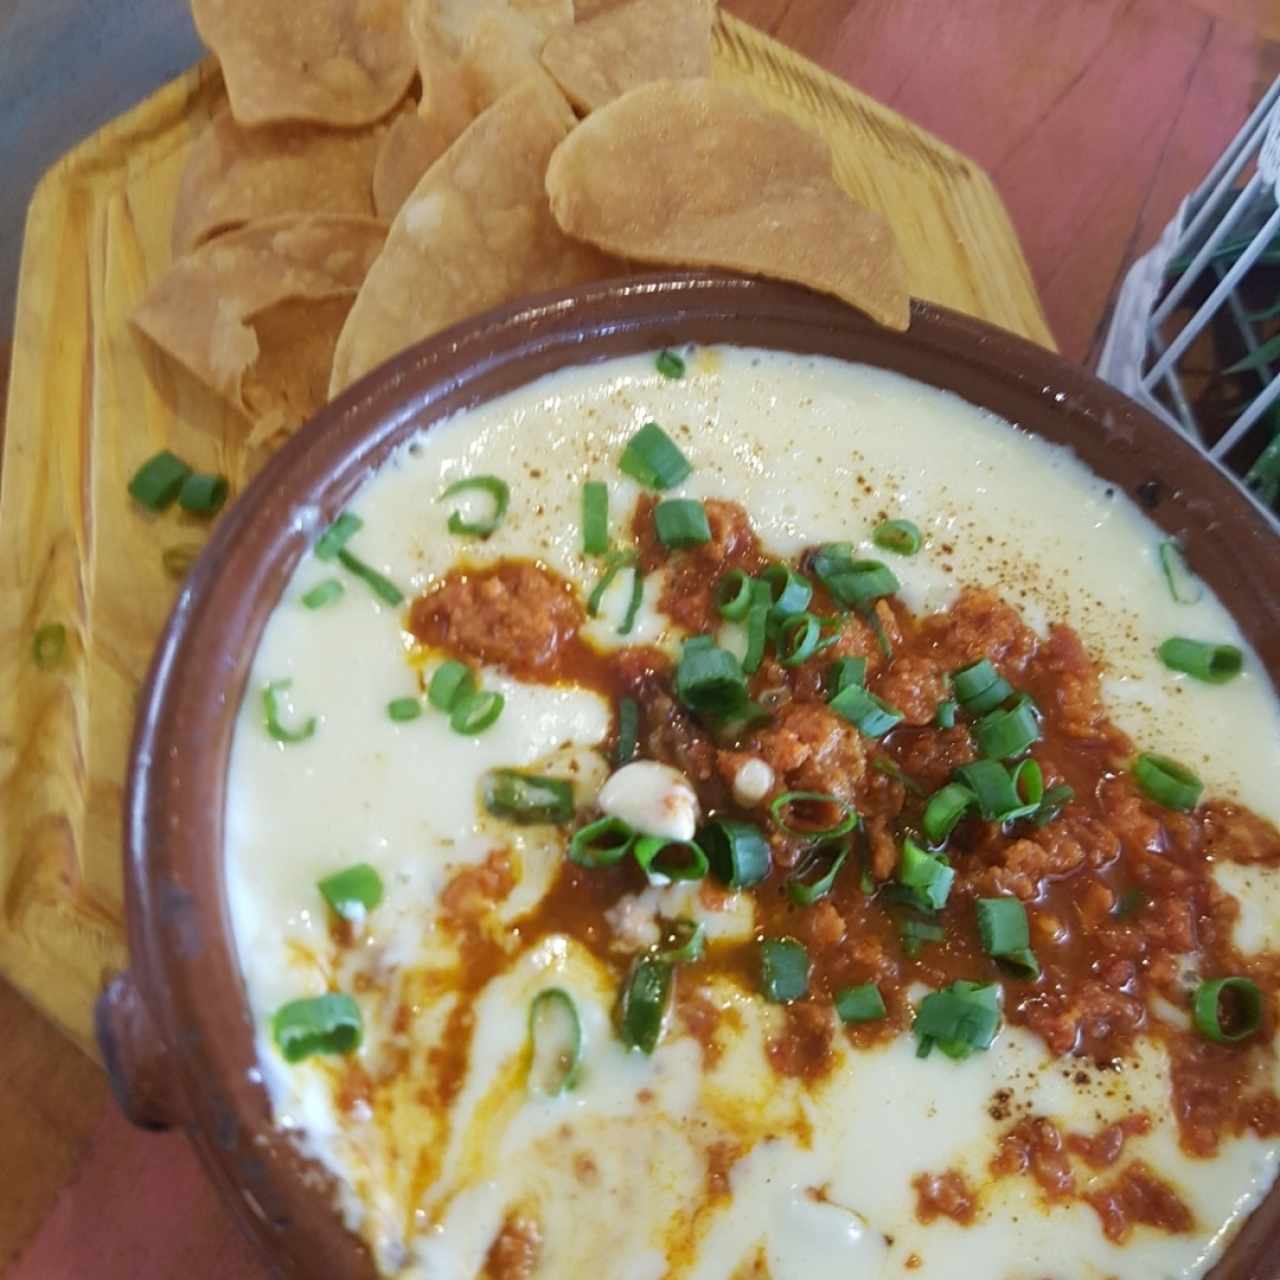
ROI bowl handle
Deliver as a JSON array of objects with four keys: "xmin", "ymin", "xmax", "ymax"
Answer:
[{"xmin": 95, "ymin": 971, "xmax": 187, "ymax": 1131}]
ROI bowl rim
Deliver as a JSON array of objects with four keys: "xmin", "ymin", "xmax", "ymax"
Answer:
[{"xmin": 119, "ymin": 270, "xmax": 1280, "ymax": 1278}]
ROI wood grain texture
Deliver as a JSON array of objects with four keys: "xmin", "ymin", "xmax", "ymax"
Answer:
[{"xmin": 0, "ymin": 11, "xmax": 1051, "ymax": 1054}]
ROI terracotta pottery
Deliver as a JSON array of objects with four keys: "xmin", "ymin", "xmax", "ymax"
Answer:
[{"xmin": 96, "ymin": 272, "xmax": 1280, "ymax": 1278}]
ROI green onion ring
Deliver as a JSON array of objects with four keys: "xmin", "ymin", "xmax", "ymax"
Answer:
[
  {"xmin": 716, "ymin": 569, "xmax": 754, "ymax": 621},
  {"xmin": 263, "ymin": 679, "xmax": 317, "ymax": 744},
  {"xmin": 770, "ymin": 790, "xmax": 858, "ymax": 840},
  {"xmin": 528, "ymin": 988, "xmax": 583, "ymax": 1094},
  {"xmin": 1158, "ymin": 636, "xmax": 1244, "ymax": 685},
  {"xmin": 440, "ymin": 475, "xmax": 510, "ymax": 538},
  {"xmin": 619, "ymin": 957, "xmax": 673, "ymax": 1054},
  {"xmin": 1192, "ymin": 976, "xmax": 1262, "ymax": 1044},
  {"xmin": 633, "ymin": 835, "xmax": 709, "ymax": 884},
  {"xmin": 568, "ymin": 816, "xmax": 636, "ymax": 868},
  {"xmin": 776, "ymin": 612, "xmax": 823, "ymax": 667},
  {"xmin": 1133, "ymin": 752, "xmax": 1203, "ymax": 811},
  {"xmin": 450, "ymin": 689, "xmax": 505, "ymax": 735},
  {"xmin": 786, "ymin": 840, "xmax": 850, "ymax": 905},
  {"xmin": 699, "ymin": 818, "xmax": 771, "ymax": 888}
]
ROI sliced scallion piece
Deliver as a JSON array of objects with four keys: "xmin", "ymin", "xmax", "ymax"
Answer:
[
  {"xmin": 787, "ymin": 840, "xmax": 849, "ymax": 905},
  {"xmin": 1031, "ymin": 783, "xmax": 1074, "ymax": 828},
  {"xmin": 954, "ymin": 759, "xmax": 1024, "ymax": 822},
  {"xmin": 387, "ymin": 696, "xmax": 423, "ymax": 722},
  {"xmin": 700, "ymin": 818, "xmax": 771, "ymax": 888},
  {"xmin": 1158, "ymin": 637, "xmax": 1244, "ymax": 685},
  {"xmin": 615, "ymin": 696, "xmax": 640, "ymax": 766},
  {"xmin": 1133, "ymin": 752, "xmax": 1203, "ymax": 811},
  {"xmin": 776, "ymin": 612, "xmax": 823, "ymax": 667},
  {"xmin": 975, "ymin": 695, "xmax": 1041, "ymax": 760},
  {"xmin": 675, "ymin": 635, "xmax": 749, "ymax": 722},
  {"xmin": 318, "ymin": 863, "xmax": 384, "ymax": 921},
  {"xmin": 177, "ymin": 472, "xmax": 228, "ymax": 516},
  {"xmin": 263, "ymin": 679, "xmax": 316, "ymax": 744},
  {"xmin": 835, "ymin": 983, "xmax": 886, "ymax": 1024},
  {"xmin": 483, "ymin": 770, "xmax": 574, "ymax": 824},
  {"xmin": 828, "ymin": 682, "xmax": 903, "ymax": 737},
  {"xmin": 302, "ymin": 579, "xmax": 344, "ymax": 610},
  {"xmin": 1009, "ymin": 758, "xmax": 1045, "ymax": 815},
  {"xmin": 128, "ymin": 450, "xmax": 191, "ymax": 511},
  {"xmin": 935, "ymin": 699, "xmax": 958, "ymax": 729},
  {"xmin": 633, "ymin": 835, "xmax": 709, "ymax": 884},
  {"xmin": 760, "ymin": 938, "xmax": 809, "ymax": 1003},
  {"xmin": 568, "ymin": 816, "xmax": 636, "ymax": 868},
  {"xmin": 32, "ymin": 623, "xmax": 67, "ymax": 670},
  {"xmin": 923, "ymin": 783, "xmax": 976, "ymax": 845},
  {"xmin": 873, "ymin": 519, "xmax": 922, "ymax": 556},
  {"xmin": 976, "ymin": 897, "xmax": 1029, "ymax": 957},
  {"xmin": 528, "ymin": 988, "xmax": 583, "ymax": 1094},
  {"xmin": 1192, "ymin": 977, "xmax": 1262, "ymax": 1044},
  {"xmin": 762, "ymin": 564, "xmax": 813, "ymax": 618},
  {"xmin": 336, "ymin": 548, "xmax": 404, "ymax": 606},
  {"xmin": 1001, "ymin": 948, "xmax": 1041, "ymax": 979},
  {"xmin": 828, "ymin": 656, "xmax": 867, "ymax": 695},
  {"xmin": 810, "ymin": 544, "xmax": 900, "ymax": 608},
  {"xmin": 272, "ymin": 993, "xmax": 362, "ymax": 1063},
  {"xmin": 582, "ymin": 480, "xmax": 609, "ymax": 556},
  {"xmin": 742, "ymin": 579, "xmax": 772, "ymax": 675},
  {"xmin": 619, "ymin": 422, "xmax": 691, "ymax": 490},
  {"xmin": 952, "ymin": 658, "xmax": 1012, "ymax": 715},
  {"xmin": 587, "ymin": 550, "xmax": 643, "ymax": 636},
  {"xmin": 315, "ymin": 512, "xmax": 362, "ymax": 561},
  {"xmin": 450, "ymin": 689, "xmax": 504, "ymax": 735},
  {"xmin": 428, "ymin": 660, "xmax": 474, "ymax": 711},
  {"xmin": 899, "ymin": 838, "xmax": 955, "ymax": 911},
  {"xmin": 1158, "ymin": 538, "xmax": 1203, "ymax": 605},
  {"xmin": 656, "ymin": 349, "xmax": 687, "ymax": 379},
  {"xmin": 654, "ymin": 498, "xmax": 711, "ymax": 549},
  {"xmin": 770, "ymin": 790, "xmax": 858, "ymax": 840},
  {"xmin": 899, "ymin": 917, "xmax": 946, "ymax": 958},
  {"xmin": 716, "ymin": 569, "xmax": 754, "ymax": 621},
  {"xmin": 620, "ymin": 564, "xmax": 645, "ymax": 636},
  {"xmin": 658, "ymin": 918, "xmax": 706, "ymax": 964},
  {"xmin": 440, "ymin": 475, "xmax": 510, "ymax": 538},
  {"xmin": 619, "ymin": 957, "xmax": 672, "ymax": 1054},
  {"xmin": 913, "ymin": 981, "xmax": 1001, "ymax": 1060}
]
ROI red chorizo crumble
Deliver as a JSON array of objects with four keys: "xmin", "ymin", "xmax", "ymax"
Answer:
[
  {"xmin": 482, "ymin": 1214, "xmax": 542, "ymax": 1280},
  {"xmin": 1083, "ymin": 1161, "xmax": 1194, "ymax": 1243},
  {"xmin": 912, "ymin": 1170, "xmax": 977, "ymax": 1224}
]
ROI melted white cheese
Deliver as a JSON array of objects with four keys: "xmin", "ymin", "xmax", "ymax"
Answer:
[{"xmin": 225, "ymin": 347, "xmax": 1280, "ymax": 1279}]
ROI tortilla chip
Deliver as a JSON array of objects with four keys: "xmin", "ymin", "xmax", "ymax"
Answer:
[
  {"xmin": 546, "ymin": 80, "xmax": 910, "ymax": 330},
  {"xmin": 330, "ymin": 74, "xmax": 615, "ymax": 395},
  {"xmin": 133, "ymin": 216, "xmax": 387, "ymax": 434},
  {"xmin": 192, "ymin": 0, "xmax": 415, "ymax": 127},
  {"xmin": 541, "ymin": 0, "xmax": 715, "ymax": 113},
  {"xmin": 373, "ymin": 110, "xmax": 455, "ymax": 220},
  {"xmin": 172, "ymin": 106, "xmax": 386, "ymax": 255}
]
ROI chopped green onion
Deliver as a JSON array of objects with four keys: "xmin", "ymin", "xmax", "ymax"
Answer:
[
  {"xmin": 586, "ymin": 548, "xmax": 637, "ymax": 616},
  {"xmin": 302, "ymin": 579, "xmax": 344, "ymax": 610},
  {"xmin": 923, "ymin": 783, "xmax": 976, "ymax": 844},
  {"xmin": 776, "ymin": 612, "xmax": 823, "ymax": 667},
  {"xmin": 760, "ymin": 938, "xmax": 809, "ymax": 1003},
  {"xmin": 711, "ymin": 698, "xmax": 772, "ymax": 742},
  {"xmin": 528, "ymin": 988, "xmax": 582, "ymax": 1094},
  {"xmin": 952, "ymin": 658, "xmax": 1013, "ymax": 715},
  {"xmin": 1114, "ymin": 887, "xmax": 1144, "ymax": 918},
  {"xmin": 835, "ymin": 983, "xmax": 886, "ymax": 1024},
  {"xmin": 1158, "ymin": 637, "xmax": 1244, "ymax": 685},
  {"xmin": 429, "ymin": 660, "xmax": 475, "ymax": 711},
  {"xmin": 975, "ymin": 696, "xmax": 1041, "ymax": 760},
  {"xmin": 935, "ymin": 699, "xmax": 958, "ymax": 729},
  {"xmin": 318, "ymin": 863, "xmax": 384, "ymax": 921},
  {"xmin": 899, "ymin": 837, "xmax": 955, "ymax": 911},
  {"xmin": 1000, "ymin": 949, "xmax": 1041, "ymax": 979},
  {"xmin": 1030, "ymin": 783, "xmax": 1074, "ymax": 828},
  {"xmin": 810, "ymin": 544, "xmax": 900, "ymax": 608},
  {"xmin": 272, "ymin": 993, "xmax": 362, "ymax": 1063},
  {"xmin": 953, "ymin": 759, "xmax": 1024, "ymax": 822},
  {"xmin": 619, "ymin": 422, "xmax": 692, "ymax": 490},
  {"xmin": 654, "ymin": 498, "xmax": 711, "ymax": 549},
  {"xmin": 620, "ymin": 565, "xmax": 645, "ymax": 636},
  {"xmin": 177, "ymin": 472, "xmax": 229, "ymax": 516},
  {"xmin": 1192, "ymin": 977, "xmax": 1262, "ymax": 1044},
  {"xmin": 387, "ymin": 696, "xmax": 423, "ymax": 722},
  {"xmin": 761, "ymin": 564, "xmax": 813, "ymax": 618},
  {"xmin": 675, "ymin": 635, "xmax": 749, "ymax": 722},
  {"xmin": 867, "ymin": 608, "xmax": 893, "ymax": 660},
  {"xmin": 336, "ymin": 548, "xmax": 404, "ymax": 606},
  {"xmin": 770, "ymin": 790, "xmax": 858, "ymax": 840},
  {"xmin": 716, "ymin": 569, "xmax": 754, "ymax": 620},
  {"xmin": 450, "ymin": 689, "xmax": 504, "ymax": 734},
  {"xmin": 315, "ymin": 512, "xmax": 362, "ymax": 561},
  {"xmin": 787, "ymin": 840, "xmax": 849, "ymax": 905},
  {"xmin": 914, "ymin": 981, "xmax": 1001, "ymax": 1060},
  {"xmin": 1009, "ymin": 758, "xmax": 1045, "ymax": 813},
  {"xmin": 128, "ymin": 450, "xmax": 191, "ymax": 511},
  {"xmin": 483, "ymin": 770, "xmax": 574, "ymax": 824},
  {"xmin": 615, "ymin": 697, "xmax": 639, "ymax": 766},
  {"xmin": 633, "ymin": 835, "xmax": 709, "ymax": 884},
  {"xmin": 700, "ymin": 818, "xmax": 772, "ymax": 888},
  {"xmin": 1133, "ymin": 752, "xmax": 1203, "ymax": 811},
  {"xmin": 582, "ymin": 481, "xmax": 609, "ymax": 556},
  {"xmin": 568, "ymin": 816, "xmax": 635, "ymax": 868},
  {"xmin": 873, "ymin": 519, "xmax": 922, "ymax": 556},
  {"xmin": 1158, "ymin": 539, "xmax": 1203, "ymax": 605},
  {"xmin": 871, "ymin": 755, "xmax": 926, "ymax": 798},
  {"xmin": 741, "ymin": 579, "xmax": 772, "ymax": 675},
  {"xmin": 899, "ymin": 917, "xmax": 946, "ymax": 958},
  {"xmin": 32, "ymin": 623, "xmax": 67, "ymax": 670},
  {"xmin": 829, "ymin": 682, "xmax": 903, "ymax": 737},
  {"xmin": 656, "ymin": 349, "xmax": 686, "ymax": 379},
  {"xmin": 976, "ymin": 897, "xmax": 1029, "ymax": 956},
  {"xmin": 440, "ymin": 475, "xmax": 510, "ymax": 538},
  {"xmin": 619, "ymin": 956, "xmax": 672, "ymax": 1054},
  {"xmin": 162, "ymin": 544, "xmax": 201, "ymax": 580},
  {"xmin": 828, "ymin": 657, "xmax": 867, "ymax": 694},
  {"xmin": 658, "ymin": 918, "xmax": 706, "ymax": 963},
  {"xmin": 263, "ymin": 679, "xmax": 316, "ymax": 744}
]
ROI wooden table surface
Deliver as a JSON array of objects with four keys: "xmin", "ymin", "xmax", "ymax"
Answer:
[{"xmin": 2, "ymin": 1, "xmax": 1277, "ymax": 1276}]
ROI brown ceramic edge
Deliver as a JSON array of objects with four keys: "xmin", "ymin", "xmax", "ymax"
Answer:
[{"xmin": 113, "ymin": 271, "xmax": 1280, "ymax": 1279}]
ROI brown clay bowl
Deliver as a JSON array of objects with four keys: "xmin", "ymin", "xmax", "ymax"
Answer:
[{"xmin": 97, "ymin": 272, "xmax": 1280, "ymax": 1278}]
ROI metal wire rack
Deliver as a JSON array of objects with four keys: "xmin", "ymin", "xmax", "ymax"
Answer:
[{"xmin": 1097, "ymin": 75, "xmax": 1280, "ymax": 524}]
